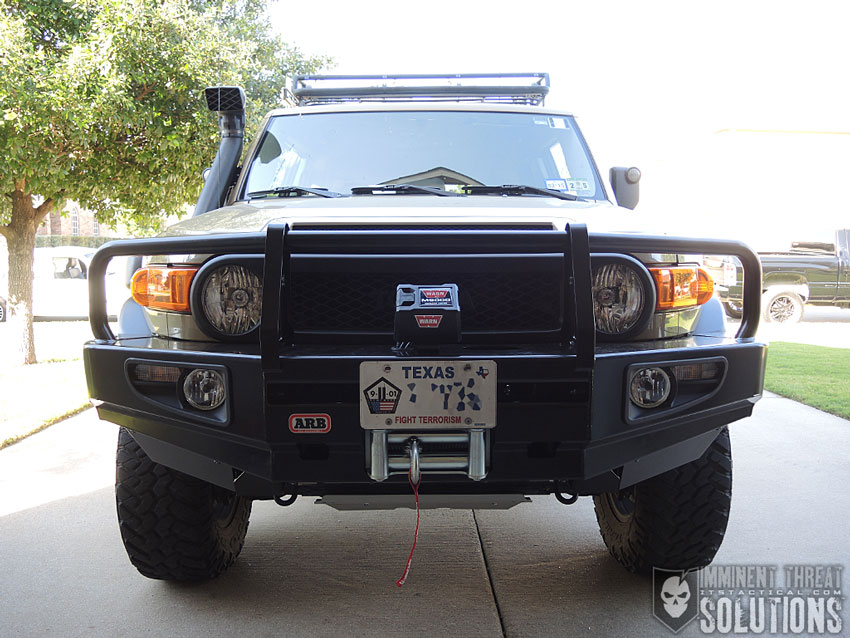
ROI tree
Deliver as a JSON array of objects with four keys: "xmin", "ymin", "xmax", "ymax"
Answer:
[{"xmin": 0, "ymin": 0, "xmax": 327, "ymax": 364}]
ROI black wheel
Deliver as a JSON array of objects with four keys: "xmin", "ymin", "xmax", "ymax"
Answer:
[
  {"xmin": 763, "ymin": 290, "xmax": 804, "ymax": 324},
  {"xmin": 0, "ymin": 300, "xmax": 5, "ymax": 322},
  {"xmin": 723, "ymin": 301, "xmax": 743, "ymax": 320},
  {"xmin": 115, "ymin": 427, "xmax": 251, "ymax": 580},
  {"xmin": 592, "ymin": 428, "xmax": 732, "ymax": 573}
]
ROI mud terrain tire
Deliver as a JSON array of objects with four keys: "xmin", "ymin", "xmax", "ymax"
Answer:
[
  {"xmin": 116, "ymin": 427, "xmax": 251, "ymax": 580},
  {"xmin": 592, "ymin": 428, "xmax": 732, "ymax": 573}
]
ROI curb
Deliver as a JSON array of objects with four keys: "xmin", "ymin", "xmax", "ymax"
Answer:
[{"xmin": 0, "ymin": 404, "xmax": 92, "ymax": 451}]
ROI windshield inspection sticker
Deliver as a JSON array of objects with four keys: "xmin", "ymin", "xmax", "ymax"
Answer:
[
  {"xmin": 566, "ymin": 179, "xmax": 591, "ymax": 191},
  {"xmin": 549, "ymin": 117, "xmax": 568, "ymax": 129},
  {"xmin": 546, "ymin": 179, "xmax": 568, "ymax": 191}
]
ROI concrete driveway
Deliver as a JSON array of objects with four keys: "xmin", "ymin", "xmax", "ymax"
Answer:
[
  {"xmin": 727, "ymin": 305, "xmax": 850, "ymax": 348},
  {"xmin": 1, "ymin": 395, "xmax": 848, "ymax": 637}
]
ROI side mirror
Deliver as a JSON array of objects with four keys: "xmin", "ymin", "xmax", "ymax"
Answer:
[
  {"xmin": 125, "ymin": 256, "xmax": 142, "ymax": 289},
  {"xmin": 202, "ymin": 167, "xmax": 211, "ymax": 182},
  {"xmin": 610, "ymin": 166, "xmax": 641, "ymax": 210}
]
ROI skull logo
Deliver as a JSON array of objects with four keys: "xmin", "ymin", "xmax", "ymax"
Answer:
[{"xmin": 660, "ymin": 575, "xmax": 691, "ymax": 618}]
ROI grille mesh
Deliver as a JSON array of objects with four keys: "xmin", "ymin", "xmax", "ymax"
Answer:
[{"xmin": 288, "ymin": 269, "xmax": 562, "ymax": 334}]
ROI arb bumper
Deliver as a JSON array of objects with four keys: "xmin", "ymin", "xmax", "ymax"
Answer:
[{"xmin": 84, "ymin": 225, "xmax": 766, "ymax": 499}]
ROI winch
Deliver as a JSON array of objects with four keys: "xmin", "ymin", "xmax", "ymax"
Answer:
[
  {"xmin": 367, "ymin": 430, "xmax": 487, "ymax": 482},
  {"xmin": 394, "ymin": 283, "xmax": 461, "ymax": 345}
]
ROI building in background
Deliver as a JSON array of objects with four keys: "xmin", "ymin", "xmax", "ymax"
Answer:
[{"xmin": 37, "ymin": 201, "xmax": 120, "ymax": 239}]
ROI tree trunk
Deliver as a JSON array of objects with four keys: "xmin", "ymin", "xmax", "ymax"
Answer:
[{"xmin": 1, "ymin": 179, "xmax": 54, "ymax": 365}]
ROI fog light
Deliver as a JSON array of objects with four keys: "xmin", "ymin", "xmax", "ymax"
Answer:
[
  {"xmin": 629, "ymin": 367, "xmax": 671, "ymax": 408},
  {"xmin": 183, "ymin": 369, "xmax": 226, "ymax": 410}
]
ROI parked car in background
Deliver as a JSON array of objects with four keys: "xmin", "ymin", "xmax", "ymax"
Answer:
[{"xmin": 0, "ymin": 246, "xmax": 131, "ymax": 320}]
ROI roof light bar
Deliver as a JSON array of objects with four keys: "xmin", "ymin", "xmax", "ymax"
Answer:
[{"xmin": 291, "ymin": 73, "xmax": 550, "ymax": 106}]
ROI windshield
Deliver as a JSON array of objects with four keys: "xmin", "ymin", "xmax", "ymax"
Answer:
[{"xmin": 241, "ymin": 110, "xmax": 604, "ymax": 199}]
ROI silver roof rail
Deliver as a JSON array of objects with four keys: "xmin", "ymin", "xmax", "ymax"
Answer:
[{"xmin": 291, "ymin": 73, "xmax": 550, "ymax": 106}]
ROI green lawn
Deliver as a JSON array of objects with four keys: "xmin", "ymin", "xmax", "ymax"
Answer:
[{"xmin": 764, "ymin": 342, "xmax": 850, "ymax": 420}]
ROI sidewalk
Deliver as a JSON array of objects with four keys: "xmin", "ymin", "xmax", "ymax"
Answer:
[
  {"xmin": 0, "ymin": 358, "xmax": 90, "ymax": 446},
  {"xmin": 0, "ymin": 321, "xmax": 93, "ymax": 447}
]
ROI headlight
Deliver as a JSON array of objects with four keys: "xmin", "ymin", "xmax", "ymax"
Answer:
[
  {"xmin": 195, "ymin": 262, "xmax": 263, "ymax": 339},
  {"xmin": 591, "ymin": 257, "xmax": 654, "ymax": 338}
]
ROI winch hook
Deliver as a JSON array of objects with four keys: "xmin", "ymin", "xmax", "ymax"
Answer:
[{"xmin": 408, "ymin": 438, "xmax": 421, "ymax": 485}]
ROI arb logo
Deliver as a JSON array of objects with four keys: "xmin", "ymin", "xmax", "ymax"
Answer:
[{"xmin": 289, "ymin": 413, "xmax": 331, "ymax": 433}]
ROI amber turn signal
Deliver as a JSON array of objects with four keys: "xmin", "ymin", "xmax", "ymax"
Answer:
[
  {"xmin": 649, "ymin": 266, "xmax": 714, "ymax": 311},
  {"xmin": 696, "ymin": 267, "xmax": 715, "ymax": 306},
  {"xmin": 131, "ymin": 266, "xmax": 198, "ymax": 312}
]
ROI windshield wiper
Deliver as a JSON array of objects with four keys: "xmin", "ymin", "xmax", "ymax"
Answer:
[
  {"xmin": 351, "ymin": 184, "xmax": 463, "ymax": 197},
  {"xmin": 463, "ymin": 184, "xmax": 583, "ymax": 201},
  {"xmin": 247, "ymin": 186, "xmax": 345, "ymax": 199}
]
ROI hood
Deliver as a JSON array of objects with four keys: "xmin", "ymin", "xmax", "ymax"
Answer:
[{"xmin": 161, "ymin": 196, "xmax": 675, "ymax": 237}]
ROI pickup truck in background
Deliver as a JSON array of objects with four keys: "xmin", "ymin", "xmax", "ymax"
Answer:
[
  {"xmin": 720, "ymin": 229, "xmax": 850, "ymax": 323},
  {"xmin": 701, "ymin": 255, "xmax": 739, "ymax": 318}
]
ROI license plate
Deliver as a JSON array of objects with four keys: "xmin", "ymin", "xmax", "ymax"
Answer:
[{"xmin": 359, "ymin": 360, "xmax": 496, "ymax": 430}]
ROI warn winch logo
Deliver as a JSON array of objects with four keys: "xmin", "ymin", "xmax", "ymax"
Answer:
[
  {"xmin": 415, "ymin": 314, "xmax": 443, "ymax": 328},
  {"xmin": 289, "ymin": 413, "xmax": 332, "ymax": 433},
  {"xmin": 422, "ymin": 289, "xmax": 448, "ymax": 299},
  {"xmin": 419, "ymin": 288, "xmax": 453, "ymax": 307}
]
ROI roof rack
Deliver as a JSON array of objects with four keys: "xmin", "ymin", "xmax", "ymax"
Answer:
[{"xmin": 291, "ymin": 73, "xmax": 550, "ymax": 107}]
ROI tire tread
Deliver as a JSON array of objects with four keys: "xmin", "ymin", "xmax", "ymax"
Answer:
[
  {"xmin": 115, "ymin": 427, "xmax": 251, "ymax": 580},
  {"xmin": 593, "ymin": 428, "xmax": 732, "ymax": 573}
]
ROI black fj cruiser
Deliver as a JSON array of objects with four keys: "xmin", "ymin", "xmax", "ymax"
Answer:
[{"xmin": 84, "ymin": 74, "xmax": 766, "ymax": 581}]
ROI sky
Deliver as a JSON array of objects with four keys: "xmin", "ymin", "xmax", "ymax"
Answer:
[{"xmin": 268, "ymin": 0, "xmax": 850, "ymax": 249}]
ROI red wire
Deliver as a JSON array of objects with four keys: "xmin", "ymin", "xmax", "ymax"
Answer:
[{"xmin": 395, "ymin": 468, "xmax": 421, "ymax": 587}]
